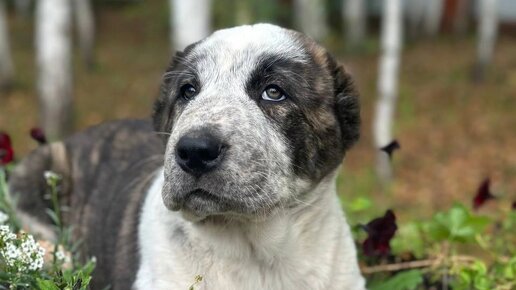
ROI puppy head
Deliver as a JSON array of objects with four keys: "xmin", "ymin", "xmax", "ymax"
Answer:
[{"xmin": 153, "ymin": 24, "xmax": 360, "ymax": 221}]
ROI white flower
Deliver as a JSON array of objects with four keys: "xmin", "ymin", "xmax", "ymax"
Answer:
[
  {"xmin": 19, "ymin": 235, "xmax": 46, "ymax": 271},
  {"xmin": 0, "ymin": 224, "xmax": 10, "ymax": 235},
  {"xmin": 0, "ymin": 211, "xmax": 8, "ymax": 224},
  {"xmin": 44, "ymin": 170, "xmax": 62, "ymax": 187},
  {"xmin": 0, "ymin": 224, "xmax": 16, "ymax": 240},
  {"xmin": 55, "ymin": 249, "xmax": 70, "ymax": 264},
  {"xmin": 0, "ymin": 226, "xmax": 46, "ymax": 272},
  {"xmin": 43, "ymin": 170, "xmax": 61, "ymax": 181}
]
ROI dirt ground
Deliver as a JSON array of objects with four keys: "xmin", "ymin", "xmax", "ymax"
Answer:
[
  {"xmin": 341, "ymin": 35, "xmax": 516, "ymax": 220},
  {"xmin": 1, "ymin": 3, "xmax": 515, "ymax": 222}
]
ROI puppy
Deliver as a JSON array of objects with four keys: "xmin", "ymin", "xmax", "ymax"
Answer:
[{"xmin": 9, "ymin": 24, "xmax": 365, "ymax": 290}]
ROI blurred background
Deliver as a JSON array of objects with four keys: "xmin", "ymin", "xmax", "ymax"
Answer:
[{"xmin": 0, "ymin": 0, "xmax": 514, "ymax": 222}]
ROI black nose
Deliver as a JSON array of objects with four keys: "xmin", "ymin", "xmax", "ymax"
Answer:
[{"xmin": 175, "ymin": 133, "xmax": 226, "ymax": 176}]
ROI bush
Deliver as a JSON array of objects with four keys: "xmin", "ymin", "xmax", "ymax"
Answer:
[
  {"xmin": 349, "ymin": 196, "xmax": 515, "ymax": 290},
  {"xmin": 0, "ymin": 168, "xmax": 96, "ymax": 290}
]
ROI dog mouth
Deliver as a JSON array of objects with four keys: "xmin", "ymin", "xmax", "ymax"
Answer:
[
  {"xmin": 187, "ymin": 189, "xmax": 221, "ymax": 203},
  {"xmin": 162, "ymin": 171, "xmax": 280, "ymax": 218},
  {"xmin": 171, "ymin": 188, "xmax": 233, "ymax": 215}
]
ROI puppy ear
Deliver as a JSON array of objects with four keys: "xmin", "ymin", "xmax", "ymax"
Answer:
[
  {"xmin": 153, "ymin": 42, "xmax": 201, "ymax": 141},
  {"xmin": 327, "ymin": 54, "xmax": 361, "ymax": 151},
  {"xmin": 152, "ymin": 50, "xmax": 185, "ymax": 139}
]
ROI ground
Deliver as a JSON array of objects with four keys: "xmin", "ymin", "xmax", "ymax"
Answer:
[{"xmin": 1, "ymin": 2, "xmax": 515, "ymax": 224}]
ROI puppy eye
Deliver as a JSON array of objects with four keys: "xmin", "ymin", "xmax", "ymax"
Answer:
[
  {"xmin": 180, "ymin": 84, "xmax": 197, "ymax": 100},
  {"xmin": 261, "ymin": 85, "xmax": 286, "ymax": 102}
]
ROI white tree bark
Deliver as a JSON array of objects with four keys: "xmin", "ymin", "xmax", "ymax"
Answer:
[
  {"xmin": 373, "ymin": 0, "xmax": 403, "ymax": 183},
  {"xmin": 0, "ymin": 0, "xmax": 14, "ymax": 91},
  {"xmin": 474, "ymin": 0, "xmax": 498, "ymax": 81},
  {"xmin": 343, "ymin": 0, "xmax": 366, "ymax": 48},
  {"xmin": 36, "ymin": 0, "xmax": 73, "ymax": 140},
  {"xmin": 405, "ymin": 0, "xmax": 426, "ymax": 38},
  {"xmin": 293, "ymin": 0, "xmax": 328, "ymax": 42},
  {"xmin": 170, "ymin": 0, "xmax": 212, "ymax": 51},
  {"xmin": 423, "ymin": 0, "xmax": 443, "ymax": 36},
  {"xmin": 72, "ymin": 0, "xmax": 95, "ymax": 68}
]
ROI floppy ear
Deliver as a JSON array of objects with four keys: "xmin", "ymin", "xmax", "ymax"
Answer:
[
  {"xmin": 152, "ymin": 42, "xmax": 201, "ymax": 142},
  {"xmin": 152, "ymin": 50, "xmax": 186, "ymax": 141},
  {"xmin": 327, "ymin": 54, "xmax": 361, "ymax": 152}
]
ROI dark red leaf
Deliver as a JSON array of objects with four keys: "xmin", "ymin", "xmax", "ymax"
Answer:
[
  {"xmin": 30, "ymin": 127, "xmax": 47, "ymax": 145},
  {"xmin": 0, "ymin": 132, "xmax": 14, "ymax": 165},
  {"xmin": 362, "ymin": 209, "xmax": 398, "ymax": 257},
  {"xmin": 380, "ymin": 140, "xmax": 401, "ymax": 160},
  {"xmin": 511, "ymin": 201, "xmax": 515, "ymax": 210},
  {"xmin": 473, "ymin": 178, "xmax": 495, "ymax": 210}
]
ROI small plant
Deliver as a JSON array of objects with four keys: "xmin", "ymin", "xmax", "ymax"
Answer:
[
  {"xmin": 188, "ymin": 275, "xmax": 203, "ymax": 290},
  {"xmin": 353, "ymin": 187, "xmax": 515, "ymax": 290},
  {"xmin": 0, "ymin": 163, "xmax": 96, "ymax": 290},
  {"xmin": 0, "ymin": 225, "xmax": 46, "ymax": 287}
]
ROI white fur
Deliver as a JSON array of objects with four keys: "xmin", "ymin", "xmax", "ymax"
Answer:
[
  {"xmin": 136, "ymin": 169, "xmax": 365, "ymax": 290},
  {"xmin": 160, "ymin": 24, "xmax": 309, "ymax": 220},
  {"xmin": 135, "ymin": 24, "xmax": 366, "ymax": 289}
]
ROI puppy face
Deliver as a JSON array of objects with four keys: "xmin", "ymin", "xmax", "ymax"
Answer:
[{"xmin": 153, "ymin": 24, "xmax": 360, "ymax": 221}]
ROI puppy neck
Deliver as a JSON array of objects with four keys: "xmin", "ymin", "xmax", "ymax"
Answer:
[
  {"xmin": 137, "ymin": 168, "xmax": 365, "ymax": 289},
  {"xmin": 183, "ymin": 169, "xmax": 345, "ymax": 263}
]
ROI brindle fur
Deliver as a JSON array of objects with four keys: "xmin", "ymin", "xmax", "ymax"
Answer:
[{"xmin": 9, "ymin": 120, "xmax": 163, "ymax": 289}]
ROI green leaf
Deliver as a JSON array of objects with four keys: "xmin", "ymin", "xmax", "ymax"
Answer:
[
  {"xmin": 473, "ymin": 275, "xmax": 491, "ymax": 290},
  {"xmin": 391, "ymin": 222, "xmax": 425, "ymax": 258},
  {"xmin": 36, "ymin": 279, "xmax": 60, "ymax": 290},
  {"xmin": 471, "ymin": 260, "xmax": 488, "ymax": 275},
  {"xmin": 503, "ymin": 257, "xmax": 516, "ymax": 279},
  {"xmin": 466, "ymin": 215, "xmax": 490, "ymax": 233},
  {"xmin": 45, "ymin": 209, "xmax": 60, "ymax": 225},
  {"xmin": 444, "ymin": 204, "xmax": 471, "ymax": 241},
  {"xmin": 424, "ymin": 219, "xmax": 449, "ymax": 242},
  {"xmin": 62, "ymin": 269, "xmax": 73, "ymax": 283},
  {"xmin": 346, "ymin": 197, "xmax": 373, "ymax": 212},
  {"xmin": 425, "ymin": 203, "xmax": 490, "ymax": 243},
  {"xmin": 458, "ymin": 270, "xmax": 472, "ymax": 285},
  {"xmin": 369, "ymin": 270, "xmax": 424, "ymax": 290}
]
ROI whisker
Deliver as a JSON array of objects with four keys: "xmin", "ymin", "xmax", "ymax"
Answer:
[{"xmin": 154, "ymin": 131, "xmax": 171, "ymax": 136}]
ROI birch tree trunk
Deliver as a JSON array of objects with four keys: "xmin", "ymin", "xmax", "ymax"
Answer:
[
  {"xmin": 36, "ymin": 0, "xmax": 73, "ymax": 140},
  {"xmin": 0, "ymin": 0, "xmax": 14, "ymax": 91},
  {"xmin": 72, "ymin": 0, "xmax": 95, "ymax": 68},
  {"xmin": 373, "ymin": 0, "xmax": 402, "ymax": 183},
  {"xmin": 473, "ymin": 0, "xmax": 498, "ymax": 82},
  {"xmin": 405, "ymin": 0, "xmax": 426, "ymax": 38},
  {"xmin": 293, "ymin": 0, "xmax": 328, "ymax": 42},
  {"xmin": 170, "ymin": 0, "xmax": 212, "ymax": 51},
  {"xmin": 343, "ymin": 0, "xmax": 366, "ymax": 49},
  {"xmin": 423, "ymin": 0, "xmax": 444, "ymax": 36}
]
